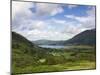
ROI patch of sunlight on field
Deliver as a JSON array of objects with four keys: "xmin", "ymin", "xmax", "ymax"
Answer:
[{"xmin": 39, "ymin": 59, "xmax": 46, "ymax": 63}]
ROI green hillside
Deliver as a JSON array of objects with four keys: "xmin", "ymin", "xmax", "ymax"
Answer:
[
  {"xmin": 64, "ymin": 29, "xmax": 96, "ymax": 45},
  {"xmin": 33, "ymin": 29, "xmax": 96, "ymax": 46},
  {"xmin": 12, "ymin": 32, "xmax": 47, "ymax": 74},
  {"xmin": 12, "ymin": 31, "xmax": 96, "ymax": 74}
]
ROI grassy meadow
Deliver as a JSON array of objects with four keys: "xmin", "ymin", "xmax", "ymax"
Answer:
[{"xmin": 12, "ymin": 45, "xmax": 96, "ymax": 74}]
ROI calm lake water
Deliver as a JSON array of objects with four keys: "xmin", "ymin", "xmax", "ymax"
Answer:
[{"xmin": 38, "ymin": 45, "xmax": 72, "ymax": 49}]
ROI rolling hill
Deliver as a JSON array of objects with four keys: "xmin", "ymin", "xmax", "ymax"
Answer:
[
  {"xmin": 33, "ymin": 40, "xmax": 65, "ymax": 45},
  {"xmin": 12, "ymin": 29, "xmax": 96, "ymax": 74},
  {"xmin": 12, "ymin": 32, "xmax": 48, "ymax": 74},
  {"xmin": 64, "ymin": 29, "xmax": 96, "ymax": 45},
  {"xmin": 33, "ymin": 29, "xmax": 96, "ymax": 46}
]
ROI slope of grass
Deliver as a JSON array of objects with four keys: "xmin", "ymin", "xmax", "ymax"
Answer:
[
  {"xmin": 12, "ymin": 45, "xmax": 96, "ymax": 74},
  {"xmin": 13, "ymin": 60, "xmax": 95, "ymax": 74},
  {"xmin": 12, "ymin": 32, "xmax": 96, "ymax": 74}
]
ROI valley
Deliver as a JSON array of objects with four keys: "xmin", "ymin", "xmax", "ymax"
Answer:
[{"xmin": 12, "ymin": 29, "xmax": 96, "ymax": 74}]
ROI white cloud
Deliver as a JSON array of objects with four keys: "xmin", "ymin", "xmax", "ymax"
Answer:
[
  {"xmin": 29, "ymin": 20, "xmax": 47, "ymax": 30},
  {"xmin": 12, "ymin": 2, "xmax": 95, "ymax": 41},
  {"xmin": 26, "ymin": 29, "xmax": 70, "ymax": 41},
  {"xmin": 48, "ymin": 18, "xmax": 84, "ymax": 36},
  {"xmin": 12, "ymin": 15, "xmax": 75, "ymax": 41},
  {"xmin": 12, "ymin": 1, "xmax": 34, "ymax": 19},
  {"xmin": 67, "ymin": 5, "xmax": 78, "ymax": 9},
  {"xmin": 12, "ymin": 2, "xmax": 64, "ymax": 31},
  {"xmin": 86, "ymin": 6, "xmax": 95, "ymax": 17},
  {"xmin": 65, "ymin": 6, "xmax": 95, "ymax": 30},
  {"xmin": 65, "ymin": 15, "xmax": 91, "ymax": 23},
  {"xmin": 12, "ymin": 2, "xmax": 71, "ymax": 41},
  {"xmin": 13, "ymin": 18, "xmax": 82, "ymax": 41},
  {"xmin": 12, "ymin": 1, "xmax": 35, "ymax": 31},
  {"xmin": 51, "ymin": 18, "xmax": 66, "ymax": 24},
  {"xmin": 35, "ymin": 3, "xmax": 64, "ymax": 16}
]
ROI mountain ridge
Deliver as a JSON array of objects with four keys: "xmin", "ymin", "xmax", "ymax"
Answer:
[
  {"xmin": 64, "ymin": 29, "xmax": 96, "ymax": 45},
  {"xmin": 33, "ymin": 29, "xmax": 96, "ymax": 46}
]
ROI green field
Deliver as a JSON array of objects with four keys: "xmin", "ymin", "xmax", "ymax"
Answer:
[{"xmin": 12, "ymin": 45, "xmax": 96, "ymax": 74}]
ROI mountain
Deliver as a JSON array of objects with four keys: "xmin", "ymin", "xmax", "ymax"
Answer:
[
  {"xmin": 33, "ymin": 29, "xmax": 96, "ymax": 46},
  {"xmin": 64, "ymin": 29, "xmax": 96, "ymax": 45},
  {"xmin": 33, "ymin": 40, "xmax": 64, "ymax": 45},
  {"xmin": 12, "ymin": 32, "xmax": 47, "ymax": 74},
  {"xmin": 12, "ymin": 29, "xmax": 96, "ymax": 74},
  {"xmin": 12, "ymin": 32, "xmax": 39, "ymax": 54}
]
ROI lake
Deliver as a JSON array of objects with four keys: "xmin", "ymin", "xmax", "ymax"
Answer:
[{"xmin": 38, "ymin": 45, "xmax": 72, "ymax": 49}]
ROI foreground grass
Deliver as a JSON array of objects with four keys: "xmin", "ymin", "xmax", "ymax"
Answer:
[
  {"xmin": 12, "ymin": 45, "xmax": 96, "ymax": 74},
  {"xmin": 13, "ymin": 61, "xmax": 95, "ymax": 74}
]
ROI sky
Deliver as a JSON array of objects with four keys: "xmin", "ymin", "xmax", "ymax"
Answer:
[{"xmin": 12, "ymin": 1, "xmax": 96, "ymax": 41}]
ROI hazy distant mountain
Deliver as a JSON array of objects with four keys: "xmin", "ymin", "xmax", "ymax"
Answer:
[
  {"xmin": 64, "ymin": 29, "xmax": 96, "ymax": 45},
  {"xmin": 33, "ymin": 40, "xmax": 65, "ymax": 45},
  {"xmin": 33, "ymin": 29, "xmax": 96, "ymax": 46}
]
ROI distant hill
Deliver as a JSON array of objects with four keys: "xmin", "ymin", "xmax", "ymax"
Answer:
[
  {"xmin": 64, "ymin": 29, "xmax": 96, "ymax": 45},
  {"xmin": 33, "ymin": 29, "xmax": 96, "ymax": 46},
  {"xmin": 33, "ymin": 40, "xmax": 64, "ymax": 45}
]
